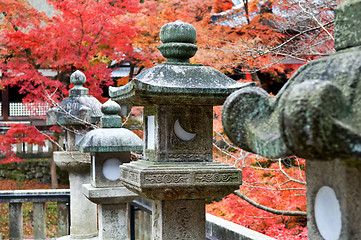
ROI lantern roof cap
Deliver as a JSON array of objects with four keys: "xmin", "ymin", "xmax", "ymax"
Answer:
[
  {"xmin": 46, "ymin": 70, "xmax": 102, "ymax": 126},
  {"xmin": 109, "ymin": 21, "xmax": 254, "ymax": 106}
]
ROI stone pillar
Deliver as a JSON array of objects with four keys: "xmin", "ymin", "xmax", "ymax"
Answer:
[
  {"xmin": 57, "ymin": 202, "xmax": 70, "ymax": 237},
  {"xmin": 33, "ymin": 202, "xmax": 46, "ymax": 239},
  {"xmin": 152, "ymin": 199, "xmax": 205, "ymax": 239},
  {"xmin": 47, "ymin": 70, "xmax": 103, "ymax": 239},
  {"xmin": 9, "ymin": 203, "xmax": 23, "ymax": 240},
  {"xmin": 109, "ymin": 21, "xmax": 251, "ymax": 239},
  {"xmin": 54, "ymin": 152, "xmax": 98, "ymax": 239},
  {"xmin": 221, "ymin": 1, "xmax": 361, "ymax": 239}
]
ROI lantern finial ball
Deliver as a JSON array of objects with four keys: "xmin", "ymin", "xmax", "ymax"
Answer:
[
  {"xmin": 101, "ymin": 99, "xmax": 121, "ymax": 115},
  {"xmin": 70, "ymin": 70, "xmax": 86, "ymax": 86},
  {"xmin": 159, "ymin": 20, "xmax": 197, "ymax": 44}
]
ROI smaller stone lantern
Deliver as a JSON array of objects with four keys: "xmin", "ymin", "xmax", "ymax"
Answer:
[
  {"xmin": 77, "ymin": 100, "xmax": 143, "ymax": 240},
  {"xmin": 47, "ymin": 70, "xmax": 102, "ymax": 239}
]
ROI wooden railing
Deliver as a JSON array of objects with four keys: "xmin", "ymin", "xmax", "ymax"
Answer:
[
  {"xmin": 10, "ymin": 140, "xmax": 53, "ymax": 159},
  {"xmin": 0, "ymin": 189, "xmax": 70, "ymax": 240}
]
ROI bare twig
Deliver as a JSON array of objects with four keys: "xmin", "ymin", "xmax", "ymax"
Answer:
[
  {"xmin": 233, "ymin": 190, "xmax": 307, "ymax": 216},
  {"xmin": 299, "ymin": 2, "xmax": 334, "ymax": 40},
  {"xmin": 278, "ymin": 158, "xmax": 307, "ymax": 186}
]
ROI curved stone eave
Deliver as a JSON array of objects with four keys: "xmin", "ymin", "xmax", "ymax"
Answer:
[
  {"xmin": 222, "ymin": 46, "xmax": 361, "ymax": 160},
  {"xmin": 109, "ymin": 79, "xmax": 254, "ymax": 106},
  {"xmin": 77, "ymin": 128, "xmax": 144, "ymax": 153},
  {"xmin": 222, "ymin": 87, "xmax": 291, "ymax": 159},
  {"xmin": 109, "ymin": 63, "xmax": 255, "ymax": 105}
]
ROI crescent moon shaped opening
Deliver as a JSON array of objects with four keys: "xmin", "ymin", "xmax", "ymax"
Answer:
[{"xmin": 174, "ymin": 119, "xmax": 196, "ymax": 141}]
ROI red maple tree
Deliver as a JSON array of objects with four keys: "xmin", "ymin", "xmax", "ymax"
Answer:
[{"xmin": 0, "ymin": 0, "xmax": 141, "ymax": 162}]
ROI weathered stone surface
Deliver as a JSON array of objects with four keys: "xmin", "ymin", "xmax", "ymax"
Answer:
[
  {"xmin": 77, "ymin": 100, "xmax": 143, "ymax": 187},
  {"xmin": 120, "ymin": 160, "xmax": 241, "ymax": 200},
  {"xmin": 77, "ymin": 128, "xmax": 143, "ymax": 153},
  {"xmin": 98, "ymin": 203, "xmax": 128, "ymax": 240},
  {"xmin": 9, "ymin": 203, "xmax": 22, "ymax": 240},
  {"xmin": 83, "ymin": 184, "xmax": 138, "ymax": 205},
  {"xmin": 47, "ymin": 70, "xmax": 101, "ymax": 239},
  {"xmin": 109, "ymin": 64, "xmax": 254, "ymax": 105},
  {"xmin": 77, "ymin": 99, "xmax": 143, "ymax": 240},
  {"xmin": 88, "ymin": 152, "xmax": 130, "ymax": 188},
  {"xmin": 206, "ymin": 213, "xmax": 276, "ymax": 240},
  {"xmin": 53, "ymin": 151, "xmax": 90, "ymax": 172},
  {"xmin": 111, "ymin": 20, "xmax": 245, "ymax": 240},
  {"xmin": 334, "ymin": 0, "xmax": 361, "ymax": 50},
  {"xmin": 152, "ymin": 199, "xmax": 205, "ymax": 240}
]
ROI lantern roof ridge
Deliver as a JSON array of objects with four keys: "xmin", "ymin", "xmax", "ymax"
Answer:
[{"xmin": 109, "ymin": 21, "xmax": 254, "ymax": 106}]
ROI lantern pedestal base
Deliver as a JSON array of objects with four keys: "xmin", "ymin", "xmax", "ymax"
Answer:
[
  {"xmin": 120, "ymin": 160, "xmax": 242, "ymax": 200},
  {"xmin": 83, "ymin": 184, "xmax": 138, "ymax": 240},
  {"xmin": 120, "ymin": 160, "xmax": 241, "ymax": 239}
]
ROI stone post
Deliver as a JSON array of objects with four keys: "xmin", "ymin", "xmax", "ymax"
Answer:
[
  {"xmin": 47, "ymin": 70, "xmax": 102, "ymax": 239},
  {"xmin": 77, "ymin": 100, "xmax": 143, "ymax": 240},
  {"xmin": 9, "ymin": 203, "xmax": 22, "ymax": 240},
  {"xmin": 109, "ymin": 21, "xmax": 253, "ymax": 239},
  {"xmin": 222, "ymin": 1, "xmax": 361, "ymax": 239}
]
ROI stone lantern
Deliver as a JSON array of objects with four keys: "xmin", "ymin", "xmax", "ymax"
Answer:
[
  {"xmin": 109, "ymin": 20, "xmax": 253, "ymax": 239},
  {"xmin": 77, "ymin": 99, "xmax": 143, "ymax": 240},
  {"xmin": 47, "ymin": 70, "xmax": 101, "ymax": 239},
  {"xmin": 222, "ymin": 1, "xmax": 361, "ymax": 239}
]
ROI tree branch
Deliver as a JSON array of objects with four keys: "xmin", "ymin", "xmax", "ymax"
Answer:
[{"xmin": 233, "ymin": 190, "xmax": 307, "ymax": 216}]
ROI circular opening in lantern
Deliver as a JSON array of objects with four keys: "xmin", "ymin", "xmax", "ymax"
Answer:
[
  {"xmin": 174, "ymin": 119, "xmax": 196, "ymax": 141},
  {"xmin": 102, "ymin": 158, "xmax": 121, "ymax": 181},
  {"xmin": 314, "ymin": 186, "xmax": 342, "ymax": 240}
]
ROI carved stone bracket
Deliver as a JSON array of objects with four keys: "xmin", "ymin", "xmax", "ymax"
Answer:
[
  {"xmin": 120, "ymin": 160, "xmax": 241, "ymax": 200},
  {"xmin": 222, "ymin": 46, "xmax": 361, "ymax": 160}
]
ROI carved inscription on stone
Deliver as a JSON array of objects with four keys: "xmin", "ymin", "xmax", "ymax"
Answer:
[
  {"xmin": 144, "ymin": 174, "xmax": 189, "ymax": 184},
  {"xmin": 194, "ymin": 173, "xmax": 239, "ymax": 183},
  {"xmin": 175, "ymin": 206, "xmax": 192, "ymax": 239}
]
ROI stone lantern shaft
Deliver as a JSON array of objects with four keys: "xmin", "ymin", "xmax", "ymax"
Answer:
[{"xmin": 110, "ymin": 21, "xmax": 252, "ymax": 240}]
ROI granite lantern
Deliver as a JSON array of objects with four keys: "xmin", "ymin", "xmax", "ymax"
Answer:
[
  {"xmin": 222, "ymin": 1, "xmax": 361, "ymax": 239},
  {"xmin": 77, "ymin": 99, "xmax": 143, "ymax": 240},
  {"xmin": 109, "ymin": 20, "xmax": 253, "ymax": 239},
  {"xmin": 47, "ymin": 70, "xmax": 101, "ymax": 239}
]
